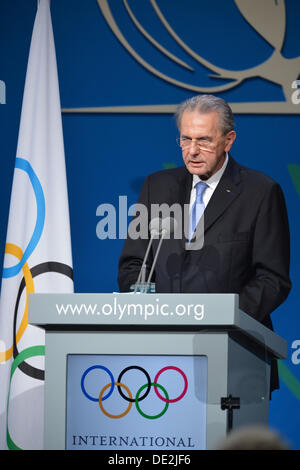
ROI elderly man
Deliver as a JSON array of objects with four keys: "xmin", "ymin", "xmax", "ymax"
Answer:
[{"xmin": 118, "ymin": 94, "xmax": 291, "ymax": 391}]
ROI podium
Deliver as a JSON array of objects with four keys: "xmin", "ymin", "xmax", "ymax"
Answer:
[{"xmin": 29, "ymin": 293, "xmax": 286, "ymax": 450}]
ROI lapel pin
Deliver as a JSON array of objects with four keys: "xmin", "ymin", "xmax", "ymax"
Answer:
[{"xmin": 226, "ymin": 189, "xmax": 231, "ymax": 192}]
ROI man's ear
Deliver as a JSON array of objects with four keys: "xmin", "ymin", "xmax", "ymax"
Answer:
[{"xmin": 224, "ymin": 130, "xmax": 236, "ymax": 152}]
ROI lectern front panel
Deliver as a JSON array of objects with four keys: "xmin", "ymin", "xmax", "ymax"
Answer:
[
  {"xmin": 66, "ymin": 354, "xmax": 207, "ymax": 450},
  {"xmin": 44, "ymin": 331, "xmax": 227, "ymax": 449}
]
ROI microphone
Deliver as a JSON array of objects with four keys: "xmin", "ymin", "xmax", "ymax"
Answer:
[
  {"xmin": 133, "ymin": 217, "xmax": 160, "ymax": 293},
  {"xmin": 133, "ymin": 217, "xmax": 177, "ymax": 293},
  {"xmin": 147, "ymin": 217, "xmax": 177, "ymax": 283}
]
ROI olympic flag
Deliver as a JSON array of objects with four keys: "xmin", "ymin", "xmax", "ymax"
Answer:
[{"xmin": 0, "ymin": 0, "xmax": 73, "ymax": 449}]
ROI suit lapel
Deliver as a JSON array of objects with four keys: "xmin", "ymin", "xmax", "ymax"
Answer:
[
  {"xmin": 171, "ymin": 167, "xmax": 192, "ymax": 247},
  {"xmin": 178, "ymin": 168, "xmax": 193, "ymax": 206},
  {"xmin": 170, "ymin": 158, "xmax": 242, "ymax": 245},
  {"xmin": 203, "ymin": 156, "xmax": 242, "ymax": 233}
]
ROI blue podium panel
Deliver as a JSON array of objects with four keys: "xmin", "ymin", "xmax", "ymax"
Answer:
[{"xmin": 66, "ymin": 354, "xmax": 207, "ymax": 451}]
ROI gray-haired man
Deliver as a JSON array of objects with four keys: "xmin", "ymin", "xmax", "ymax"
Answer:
[{"xmin": 118, "ymin": 94, "xmax": 291, "ymax": 392}]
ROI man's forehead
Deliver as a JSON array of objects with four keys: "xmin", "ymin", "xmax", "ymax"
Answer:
[{"xmin": 180, "ymin": 109, "xmax": 221, "ymax": 132}]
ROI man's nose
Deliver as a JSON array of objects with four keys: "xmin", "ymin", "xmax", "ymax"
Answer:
[{"xmin": 189, "ymin": 140, "xmax": 199, "ymax": 155}]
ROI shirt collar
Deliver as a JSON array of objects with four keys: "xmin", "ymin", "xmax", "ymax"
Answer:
[{"xmin": 192, "ymin": 152, "xmax": 229, "ymax": 190}]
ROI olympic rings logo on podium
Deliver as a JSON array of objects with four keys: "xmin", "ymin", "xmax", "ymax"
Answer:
[{"xmin": 80, "ymin": 365, "xmax": 188, "ymax": 419}]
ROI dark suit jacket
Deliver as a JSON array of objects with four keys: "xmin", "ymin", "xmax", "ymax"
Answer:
[{"xmin": 118, "ymin": 156, "xmax": 292, "ymax": 391}]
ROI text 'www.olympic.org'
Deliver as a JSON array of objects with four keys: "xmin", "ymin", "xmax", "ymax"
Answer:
[{"xmin": 55, "ymin": 299, "xmax": 204, "ymax": 321}]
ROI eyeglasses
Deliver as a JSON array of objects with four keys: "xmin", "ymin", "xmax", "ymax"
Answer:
[{"xmin": 176, "ymin": 137, "xmax": 216, "ymax": 153}]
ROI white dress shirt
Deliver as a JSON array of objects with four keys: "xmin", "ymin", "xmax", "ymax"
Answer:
[{"xmin": 189, "ymin": 153, "xmax": 229, "ymax": 210}]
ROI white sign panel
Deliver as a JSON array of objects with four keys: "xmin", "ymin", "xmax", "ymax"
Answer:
[{"xmin": 66, "ymin": 355, "xmax": 207, "ymax": 450}]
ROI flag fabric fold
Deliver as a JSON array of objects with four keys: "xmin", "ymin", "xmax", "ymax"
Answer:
[{"xmin": 0, "ymin": 0, "xmax": 73, "ymax": 450}]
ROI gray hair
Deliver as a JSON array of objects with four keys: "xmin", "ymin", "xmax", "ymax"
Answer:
[
  {"xmin": 216, "ymin": 425, "xmax": 290, "ymax": 451},
  {"xmin": 175, "ymin": 94, "xmax": 234, "ymax": 135}
]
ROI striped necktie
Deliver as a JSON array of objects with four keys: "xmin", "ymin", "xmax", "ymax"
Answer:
[{"xmin": 189, "ymin": 181, "xmax": 207, "ymax": 241}]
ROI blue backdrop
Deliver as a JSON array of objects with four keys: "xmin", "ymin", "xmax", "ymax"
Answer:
[{"xmin": 0, "ymin": 0, "xmax": 300, "ymax": 449}]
